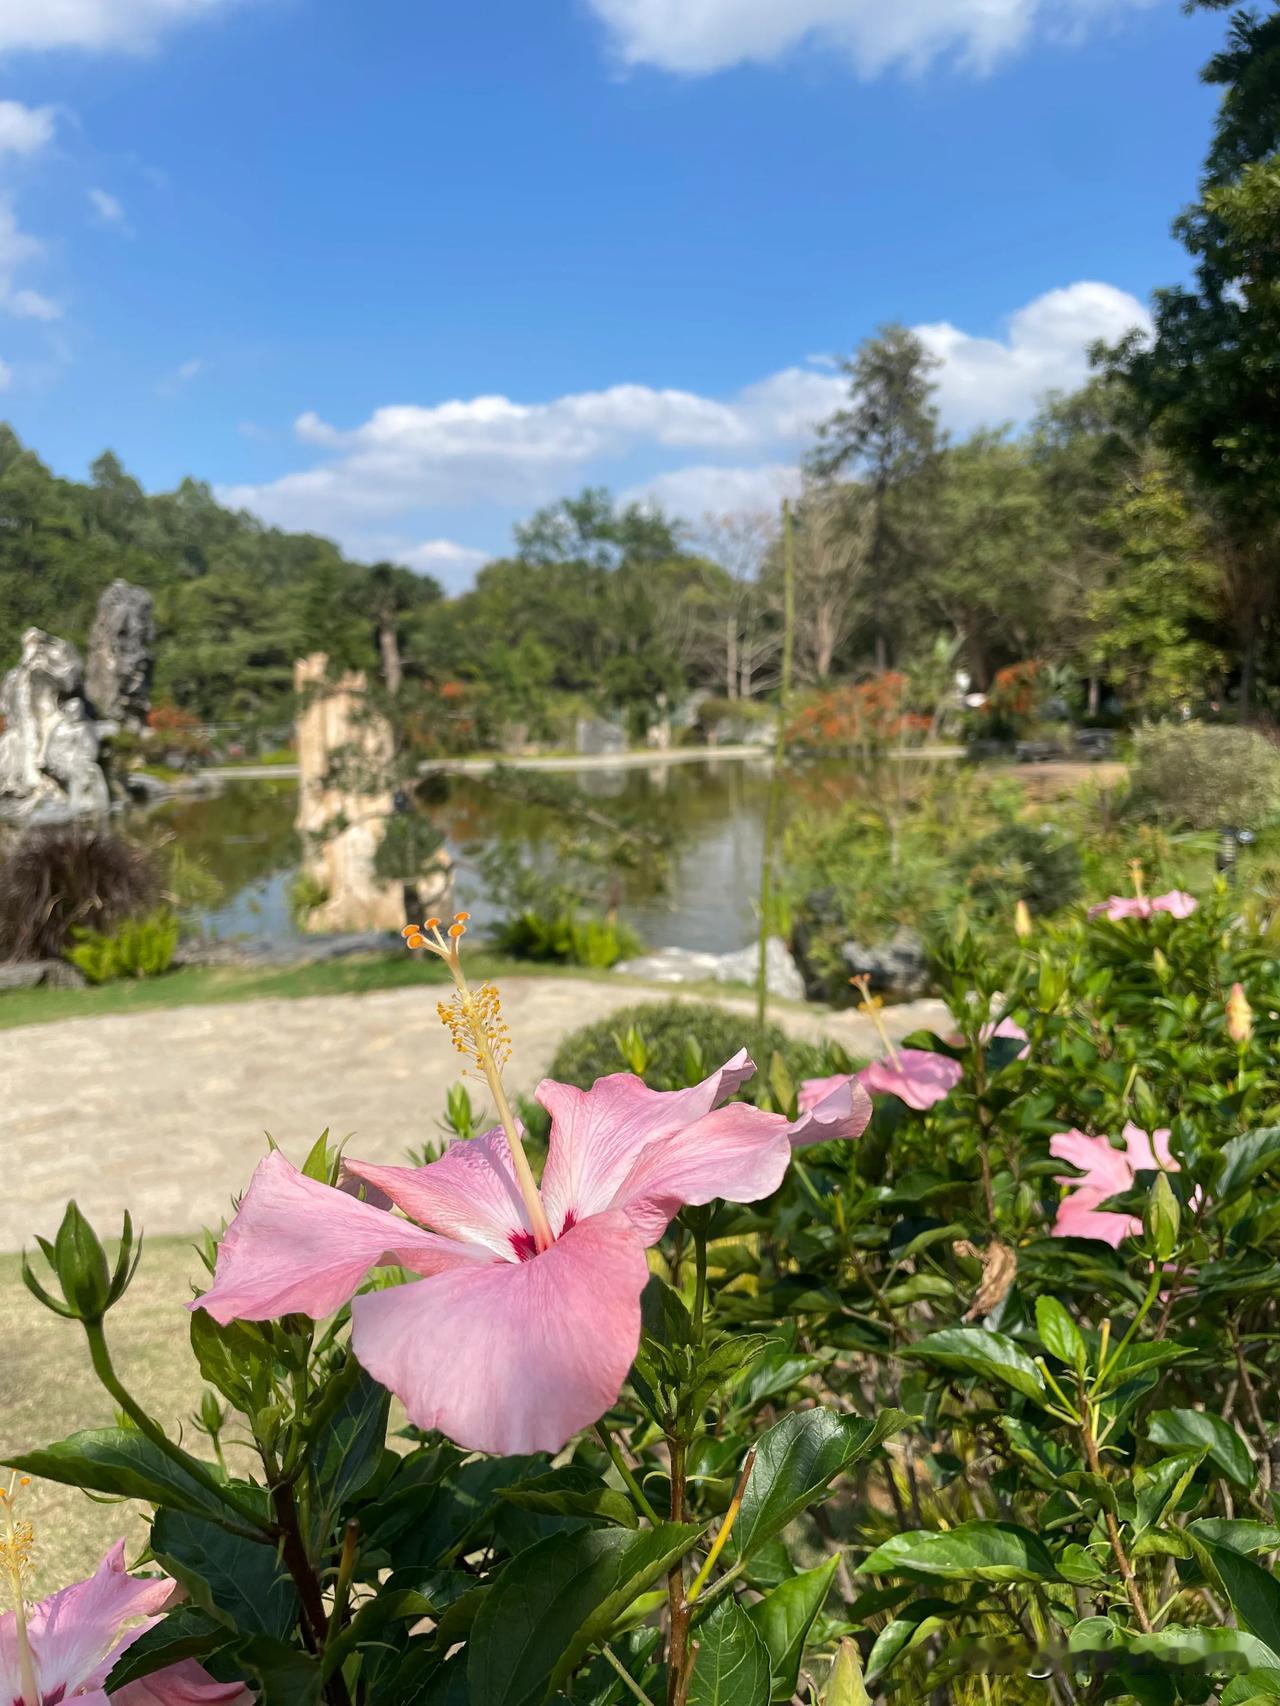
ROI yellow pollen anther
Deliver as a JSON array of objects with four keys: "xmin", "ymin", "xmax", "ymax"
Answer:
[
  {"xmin": 454, "ymin": 910, "xmax": 471, "ymax": 921},
  {"xmin": 400, "ymin": 924, "xmax": 420, "ymax": 940},
  {"xmin": 425, "ymin": 916, "xmax": 441, "ymax": 930},
  {"xmin": 2, "ymin": 1472, "xmax": 38, "ymax": 1706},
  {"xmin": 448, "ymin": 922, "xmax": 466, "ymax": 939},
  {"xmin": 437, "ymin": 981, "xmax": 510, "ymax": 1068}
]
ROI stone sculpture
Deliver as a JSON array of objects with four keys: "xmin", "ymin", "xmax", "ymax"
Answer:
[
  {"xmin": 86, "ymin": 579, "xmax": 155, "ymax": 730},
  {"xmin": 294, "ymin": 653, "xmax": 452, "ymax": 933},
  {"xmin": 0, "ymin": 628, "xmax": 111, "ymax": 823}
]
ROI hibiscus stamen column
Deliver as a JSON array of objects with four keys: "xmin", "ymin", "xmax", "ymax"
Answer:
[
  {"xmin": 403, "ymin": 913, "xmax": 555, "ymax": 1253},
  {"xmin": 1, "ymin": 1475, "xmax": 39, "ymax": 1706},
  {"xmin": 850, "ymin": 974, "xmax": 901, "ymax": 1067}
]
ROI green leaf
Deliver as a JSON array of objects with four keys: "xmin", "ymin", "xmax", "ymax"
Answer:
[
  {"xmin": 688, "ymin": 1598, "xmax": 771, "ymax": 1706},
  {"xmin": 106, "ymin": 1607, "xmax": 230, "ymax": 1691},
  {"xmin": 864, "ymin": 1599, "xmax": 954, "ymax": 1684},
  {"xmin": 1095, "ymin": 1339, "xmax": 1193, "ymax": 1395},
  {"xmin": 746, "ymin": 1555, "xmax": 839, "ymax": 1700},
  {"xmin": 3, "ymin": 1430, "xmax": 252, "ymax": 1528},
  {"xmin": 862, "ymin": 1521, "xmax": 1058, "ymax": 1584},
  {"xmin": 498, "ymin": 1468, "xmax": 639, "ymax": 1529},
  {"xmin": 321, "ymin": 1588, "xmax": 437, "ymax": 1680},
  {"xmin": 312, "ymin": 1363, "xmax": 391, "ymax": 1509},
  {"xmin": 728, "ymin": 1407, "xmax": 906, "ymax": 1564},
  {"xmin": 1222, "ymin": 1670, "xmax": 1280, "ymax": 1705},
  {"xmin": 1218, "ymin": 1128, "xmax": 1280, "ymax": 1200},
  {"xmin": 1150, "ymin": 1409, "xmax": 1255, "ymax": 1488},
  {"xmin": 151, "ymin": 1508, "xmax": 297, "ymax": 1638},
  {"xmin": 1070, "ymin": 1616, "xmax": 1280, "ymax": 1674},
  {"xmin": 899, "ymin": 1328, "xmax": 1045, "ymax": 1402},
  {"xmin": 468, "ymin": 1521, "xmax": 701, "ymax": 1706},
  {"xmin": 1207, "ymin": 1543, "xmax": 1280, "ymax": 1663},
  {"xmin": 1192, "ymin": 1520, "xmax": 1280, "ymax": 1556},
  {"xmin": 1035, "ymin": 1297, "xmax": 1085, "ymax": 1372}
]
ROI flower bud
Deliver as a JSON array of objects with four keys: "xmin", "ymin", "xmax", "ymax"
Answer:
[
  {"xmin": 1144, "ymin": 1171, "xmax": 1180, "ymax": 1263},
  {"xmin": 1152, "ymin": 947, "xmax": 1171, "ymax": 982},
  {"xmin": 1226, "ymin": 982, "xmax": 1253, "ymax": 1046},
  {"xmin": 22, "ymin": 1203, "xmax": 140, "ymax": 1324},
  {"xmin": 1014, "ymin": 899, "xmax": 1033, "ymax": 940}
]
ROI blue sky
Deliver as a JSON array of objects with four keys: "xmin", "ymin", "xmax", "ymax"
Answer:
[{"xmin": 0, "ymin": 0, "xmax": 1227, "ymax": 586}]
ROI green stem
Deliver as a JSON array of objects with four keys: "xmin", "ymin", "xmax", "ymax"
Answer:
[
  {"xmin": 692, "ymin": 1228, "xmax": 708, "ymax": 1347},
  {"xmin": 83, "ymin": 1321, "xmax": 271, "ymax": 1540},
  {"xmin": 596, "ymin": 1422, "xmax": 660, "ymax": 1525},
  {"xmin": 602, "ymin": 1644, "xmax": 660, "ymax": 1706},
  {"xmin": 755, "ymin": 497, "xmax": 795, "ymax": 1039},
  {"xmin": 1097, "ymin": 1267, "xmax": 1161, "ymax": 1388}
]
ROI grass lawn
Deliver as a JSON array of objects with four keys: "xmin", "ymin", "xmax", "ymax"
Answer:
[
  {"xmin": 0, "ymin": 950, "xmax": 607, "ymax": 1032},
  {"xmin": 1, "ymin": 1237, "xmax": 215, "ymax": 1595}
]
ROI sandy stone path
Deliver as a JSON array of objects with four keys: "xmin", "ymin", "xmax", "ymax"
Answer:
[{"xmin": 0, "ymin": 978, "xmax": 949, "ymax": 1251}]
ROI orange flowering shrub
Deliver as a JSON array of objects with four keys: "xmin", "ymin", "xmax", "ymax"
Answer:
[{"xmin": 788, "ymin": 674, "xmax": 928, "ymax": 752}]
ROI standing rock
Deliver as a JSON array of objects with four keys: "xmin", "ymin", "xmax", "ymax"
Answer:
[
  {"xmin": 86, "ymin": 579, "xmax": 155, "ymax": 730},
  {"xmin": 0, "ymin": 628, "xmax": 110, "ymax": 823}
]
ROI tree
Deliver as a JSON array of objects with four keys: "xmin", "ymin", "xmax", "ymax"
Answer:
[
  {"xmin": 687, "ymin": 513, "xmax": 781, "ymax": 700},
  {"xmin": 784, "ymin": 487, "xmax": 868, "ymax": 684},
  {"xmin": 1108, "ymin": 1, "xmax": 1280, "ymax": 713},
  {"xmin": 808, "ymin": 325, "xmax": 942, "ymax": 671}
]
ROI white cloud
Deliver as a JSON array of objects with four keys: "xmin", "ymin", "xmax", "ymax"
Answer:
[
  {"xmin": 177, "ymin": 356, "xmax": 203, "ymax": 380},
  {"xmin": 916, "ymin": 280, "xmax": 1150, "ymax": 431},
  {"xmin": 8, "ymin": 286, "xmax": 60, "ymax": 319},
  {"xmin": 0, "ymin": 196, "xmax": 60, "ymax": 320},
  {"xmin": 0, "ymin": 0, "xmax": 247, "ymax": 55},
  {"xmin": 223, "ymin": 280, "xmax": 1147, "ymax": 542},
  {"xmin": 0, "ymin": 101, "xmax": 56, "ymax": 154},
  {"xmin": 398, "ymin": 539, "xmax": 491, "ymax": 585},
  {"xmin": 88, "ymin": 186, "xmax": 126, "ymax": 227},
  {"xmin": 587, "ymin": 0, "xmax": 1154, "ymax": 76},
  {"xmin": 623, "ymin": 462, "xmax": 802, "ymax": 518},
  {"xmin": 0, "ymin": 355, "xmax": 12, "ymax": 388}
]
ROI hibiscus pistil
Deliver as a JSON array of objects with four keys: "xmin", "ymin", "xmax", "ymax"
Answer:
[
  {"xmin": 403, "ymin": 913, "xmax": 554, "ymax": 1253},
  {"xmin": 850, "ymin": 974, "xmax": 901, "ymax": 1067},
  {"xmin": 0, "ymin": 1475, "xmax": 38, "ymax": 1706}
]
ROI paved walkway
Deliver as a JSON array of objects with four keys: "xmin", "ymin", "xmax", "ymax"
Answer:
[{"xmin": 0, "ymin": 979, "xmax": 948, "ymax": 1251}]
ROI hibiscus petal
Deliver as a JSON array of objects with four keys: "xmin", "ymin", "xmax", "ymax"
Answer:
[
  {"xmin": 789, "ymin": 1076, "xmax": 873, "ymax": 1147},
  {"xmin": 1153, "ymin": 890, "xmax": 1198, "ymax": 919},
  {"xmin": 344, "ymin": 1127, "xmax": 531, "ymax": 1259},
  {"xmin": 858, "ymin": 1050, "xmax": 962, "ymax": 1112},
  {"xmin": 608, "ymin": 1102, "xmax": 794, "ymax": 1242},
  {"xmin": 796, "ymin": 1073, "xmax": 847, "ymax": 1114},
  {"xmin": 538, "ymin": 1051, "xmax": 756, "ymax": 1232},
  {"xmin": 350, "ymin": 1208, "xmax": 650, "ymax": 1456},
  {"xmin": 196, "ymin": 1151, "xmax": 486, "ymax": 1325},
  {"xmin": 1089, "ymin": 896, "xmax": 1147, "ymax": 920},
  {"xmin": 1050, "ymin": 1130, "xmax": 1133, "ymax": 1197},
  {"xmin": 113, "ymin": 1657, "xmax": 254, "ymax": 1705},
  {"xmin": 1121, "ymin": 1122, "xmax": 1176, "ymax": 1176},
  {"xmin": 25, "ymin": 1541, "xmax": 171, "ymax": 1700},
  {"xmin": 1052, "ymin": 1187, "xmax": 1138, "ymax": 1248}
]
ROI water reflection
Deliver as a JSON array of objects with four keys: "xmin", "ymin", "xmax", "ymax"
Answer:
[{"xmin": 163, "ymin": 758, "xmax": 890, "ymax": 953}]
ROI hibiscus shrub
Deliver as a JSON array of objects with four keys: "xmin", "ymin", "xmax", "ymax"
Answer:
[
  {"xmin": 548, "ymin": 998, "xmax": 856, "ymax": 1102},
  {"xmin": 9, "ymin": 887, "xmax": 1280, "ymax": 1705}
]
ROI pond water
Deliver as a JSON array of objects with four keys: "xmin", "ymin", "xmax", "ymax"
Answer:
[{"xmin": 153, "ymin": 758, "xmax": 886, "ymax": 955}]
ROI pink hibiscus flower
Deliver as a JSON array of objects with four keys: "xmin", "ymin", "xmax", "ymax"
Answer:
[
  {"xmin": 1049, "ymin": 1122, "xmax": 1177, "ymax": 1247},
  {"xmin": 0, "ymin": 1537, "xmax": 249, "ymax": 1706},
  {"xmin": 197, "ymin": 1050, "xmax": 871, "ymax": 1457},
  {"xmin": 858, "ymin": 1050, "xmax": 963, "ymax": 1111},
  {"xmin": 1088, "ymin": 890, "xmax": 1198, "ymax": 922},
  {"xmin": 981, "ymin": 1017, "xmax": 1029, "ymax": 1058}
]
